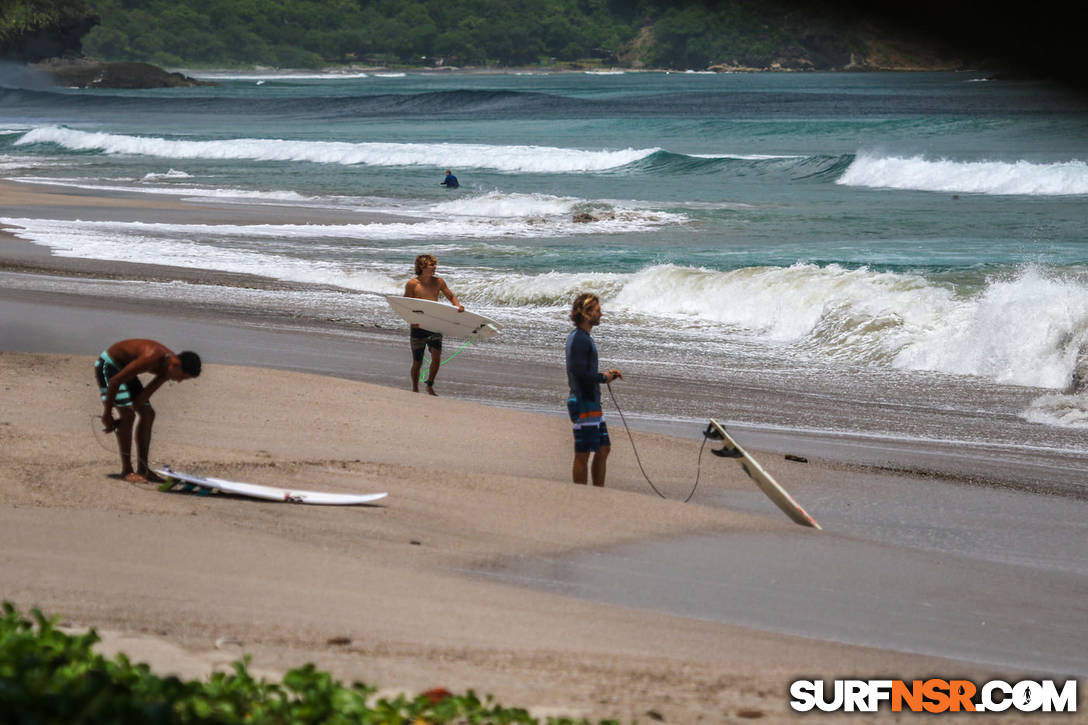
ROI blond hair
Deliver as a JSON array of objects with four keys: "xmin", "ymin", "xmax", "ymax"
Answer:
[{"xmin": 414, "ymin": 254, "xmax": 437, "ymax": 275}]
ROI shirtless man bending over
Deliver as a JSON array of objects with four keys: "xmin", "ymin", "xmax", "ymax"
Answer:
[
  {"xmin": 404, "ymin": 254, "xmax": 463, "ymax": 395},
  {"xmin": 95, "ymin": 339, "xmax": 201, "ymax": 482}
]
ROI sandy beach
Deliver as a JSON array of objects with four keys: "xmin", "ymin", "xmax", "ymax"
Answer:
[{"xmin": 1, "ymin": 180, "xmax": 1085, "ymax": 722}]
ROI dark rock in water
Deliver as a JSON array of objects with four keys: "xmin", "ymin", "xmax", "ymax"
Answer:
[
  {"xmin": 32, "ymin": 58, "xmax": 218, "ymax": 88},
  {"xmin": 1069, "ymin": 342, "xmax": 1088, "ymax": 393},
  {"xmin": 573, "ymin": 211, "xmax": 617, "ymax": 223}
]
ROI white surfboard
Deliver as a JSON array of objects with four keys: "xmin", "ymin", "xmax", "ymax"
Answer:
[
  {"xmin": 384, "ymin": 295, "xmax": 501, "ymax": 341},
  {"xmin": 154, "ymin": 468, "xmax": 387, "ymax": 506},
  {"xmin": 707, "ymin": 419, "xmax": 821, "ymax": 529}
]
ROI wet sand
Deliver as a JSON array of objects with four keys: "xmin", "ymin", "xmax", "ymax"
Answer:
[{"xmin": 1, "ymin": 179, "xmax": 1085, "ymax": 721}]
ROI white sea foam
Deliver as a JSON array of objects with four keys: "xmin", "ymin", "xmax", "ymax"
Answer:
[
  {"xmin": 838, "ymin": 153, "xmax": 1088, "ymax": 196},
  {"xmin": 0, "ymin": 204, "xmax": 682, "ymax": 263},
  {"xmin": 456, "ymin": 270, "xmax": 627, "ymax": 308},
  {"xmin": 13, "ymin": 176, "xmax": 312, "ymax": 203},
  {"xmin": 141, "ymin": 168, "xmax": 192, "ymax": 180},
  {"xmin": 0, "ymin": 155, "xmax": 65, "ymax": 172},
  {"xmin": 186, "ymin": 71, "xmax": 372, "ymax": 80},
  {"xmin": 0, "ymin": 217, "xmax": 400, "ymax": 291},
  {"xmin": 690, "ymin": 153, "xmax": 804, "ymax": 160},
  {"xmin": 891, "ymin": 267, "xmax": 1088, "ymax": 388},
  {"xmin": 15, "ymin": 127, "xmax": 658, "ymax": 173},
  {"xmin": 583, "ymin": 263, "xmax": 1088, "ymax": 390},
  {"xmin": 429, "ymin": 191, "xmax": 580, "ymax": 218},
  {"xmin": 5, "ymin": 208, "xmax": 1083, "ymax": 391},
  {"xmin": 608, "ymin": 263, "xmax": 952, "ymax": 342},
  {"xmin": 1023, "ymin": 393, "xmax": 1088, "ymax": 429}
]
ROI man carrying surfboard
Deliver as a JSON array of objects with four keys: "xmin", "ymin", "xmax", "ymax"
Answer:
[
  {"xmin": 95, "ymin": 339, "xmax": 201, "ymax": 483},
  {"xmin": 405, "ymin": 254, "xmax": 464, "ymax": 395},
  {"xmin": 566, "ymin": 293, "xmax": 622, "ymax": 487}
]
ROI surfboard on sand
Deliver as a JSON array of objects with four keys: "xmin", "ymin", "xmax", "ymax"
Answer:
[
  {"xmin": 706, "ymin": 419, "xmax": 821, "ymax": 529},
  {"xmin": 384, "ymin": 295, "xmax": 501, "ymax": 341},
  {"xmin": 154, "ymin": 468, "xmax": 388, "ymax": 506}
]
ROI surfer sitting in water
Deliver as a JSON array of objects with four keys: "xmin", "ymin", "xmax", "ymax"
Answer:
[
  {"xmin": 440, "ymin": 170, "xmax": 459, "ymax": 189},
  {"xmin": 95, "ymin": 339, "xmax": 201, "ymax": 483},
  {"xmin": 566, "ymin": 293, "xmax": 622, "ymax": 487},
  {"xmin": 405, "ymin": 254, "xmax": 464, "ymax": 395}
]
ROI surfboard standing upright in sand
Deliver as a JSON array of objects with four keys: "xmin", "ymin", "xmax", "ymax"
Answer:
[{"xmin": 707, "ymin": 419, "xmax": 821, "ymax": 529}]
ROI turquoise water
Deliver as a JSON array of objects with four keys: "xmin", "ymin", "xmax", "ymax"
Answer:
[{"xmin": 2, "ymin": 68, "xmax": 1088, "ymax": 431}]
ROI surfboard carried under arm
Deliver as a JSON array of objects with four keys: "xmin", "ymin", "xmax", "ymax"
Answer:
[
  {"xmin": 384, "ymin": 295, "xmax": 501, "ymax": 341},
  {"xmin": 155, "ymin": 468, "xmax": 387, "ymax": 506},
  {"xmin": 706, "ymin": 419, "xmax": 821, "ymax": 529}
]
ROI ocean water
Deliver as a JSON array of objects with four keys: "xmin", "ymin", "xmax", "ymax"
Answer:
[{"xmin": 2, "ymin": 69, "xmax": 1088, "ymax": 447}]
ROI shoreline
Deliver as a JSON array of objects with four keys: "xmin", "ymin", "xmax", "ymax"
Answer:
[
  {"xmin": 3, "ymin": 177, "xmax": 1087, "ymax": 497},
  {"xmin": 2, "ymin": 177, "xmax": 1086, "ymax": 717}
]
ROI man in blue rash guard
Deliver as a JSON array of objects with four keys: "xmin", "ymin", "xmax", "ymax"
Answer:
[
  {"xmin": 565, "ymin": 293, "xmax": 623, "ymax": 486},
  {"xmin": 440, "ymin": 170, "xmax": 459, "ymax": 188}
]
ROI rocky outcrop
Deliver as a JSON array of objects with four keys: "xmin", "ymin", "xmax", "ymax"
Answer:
[
  {"xmin": 31, "ymin": 58, "xmax": 217, "ymax": 88},
  {"xmin": 3, "ymin": 4, "xmax": 215, "ymax": 89}
]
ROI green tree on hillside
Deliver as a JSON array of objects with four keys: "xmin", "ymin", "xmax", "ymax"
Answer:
[
  {"xmin": 1, "ymin": 0, "xmax": 91, "ymax": 41},
  {"xmin": 78, "ymin": 0, "xmax": 647, "ymax": 67}
]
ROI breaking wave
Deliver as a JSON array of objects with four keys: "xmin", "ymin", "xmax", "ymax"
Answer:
[
  {"xmin": 490, "ymin": 262, "xmax": 1088, "ymax": 391},
  {"xmin": 838, "ymin": 153, "xmax": 1088, "ymax": 196},
  {"xmin": 14, "ymin": 126, "xmax": 658, "ymax": 173}
]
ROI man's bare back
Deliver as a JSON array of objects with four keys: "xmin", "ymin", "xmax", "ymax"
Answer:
[{"xmin": 96, "ymin": 338, "xmax": 201, "ymax": 483}]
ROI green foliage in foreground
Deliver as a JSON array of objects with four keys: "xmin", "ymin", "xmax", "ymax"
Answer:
[{"xmin": 0, "ymin": 602, "xmax": 615, "ymax": 725}]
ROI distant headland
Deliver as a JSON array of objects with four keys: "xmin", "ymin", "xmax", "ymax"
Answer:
[{"xmin": 1, "ymin": 0, "xmax": 1079, "ymax": 90}]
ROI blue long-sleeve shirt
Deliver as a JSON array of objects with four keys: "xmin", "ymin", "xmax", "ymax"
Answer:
[{"xmin": 566, "ymin": 328, "xmax": 605, "ymax": 405}]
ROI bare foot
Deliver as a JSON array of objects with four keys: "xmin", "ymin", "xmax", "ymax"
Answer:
[
  {"xmin": 123, "ymin": 472, "xmax": 149, "ymax": 484},
  {"xmin": 143, "ymin": 470, "xmax": 166, "ymax": 483},
  {"xmin": 426, "ymin": 383, "xmax": 438, "ymax": 397}
]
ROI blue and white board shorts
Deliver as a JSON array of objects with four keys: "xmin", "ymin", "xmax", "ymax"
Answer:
[
  {"xmin": 568, "ymin": 396, "xmax": 610, "ymax": 453},
  {"xmin": 94, "ymin": 351, "xmax": 145, "ymax": 407}
]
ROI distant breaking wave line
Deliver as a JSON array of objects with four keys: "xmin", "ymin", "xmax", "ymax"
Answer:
[
  {"xmin": 690, "ymin": 153, "xmax": 803, "ymax": 160},
  {"xmin": 838, "ymin": 153, "xmax": 1088, "ymax": 196},
  {"xmin": 188, "ymin": 71, "xmax": 372, "ymax": 80},
  {"xmin": 14, "ymin": 126, "xmax": 658, "ymax": 173}
]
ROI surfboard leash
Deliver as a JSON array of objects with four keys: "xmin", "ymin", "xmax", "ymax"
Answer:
[
  {"xmin": 89, "ymin": 412, "xmax": 161, "ymax": 478},
  {"xmin": 418, "ymin": 338, "xmax": 474, "ymax": 383},
  {"xmin": 606, "ymin": 382, "xmax": 710, "ymax": 503}
]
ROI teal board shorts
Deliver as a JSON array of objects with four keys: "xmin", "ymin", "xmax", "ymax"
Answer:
[{"xmin": 94, "ymin": 351, "xmax": 145, "ymax": 407}]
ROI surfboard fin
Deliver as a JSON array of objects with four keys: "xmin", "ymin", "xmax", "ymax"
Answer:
[{"xmin": 704, "ymin": 422, "xmax": 741, "ymax": 456}]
